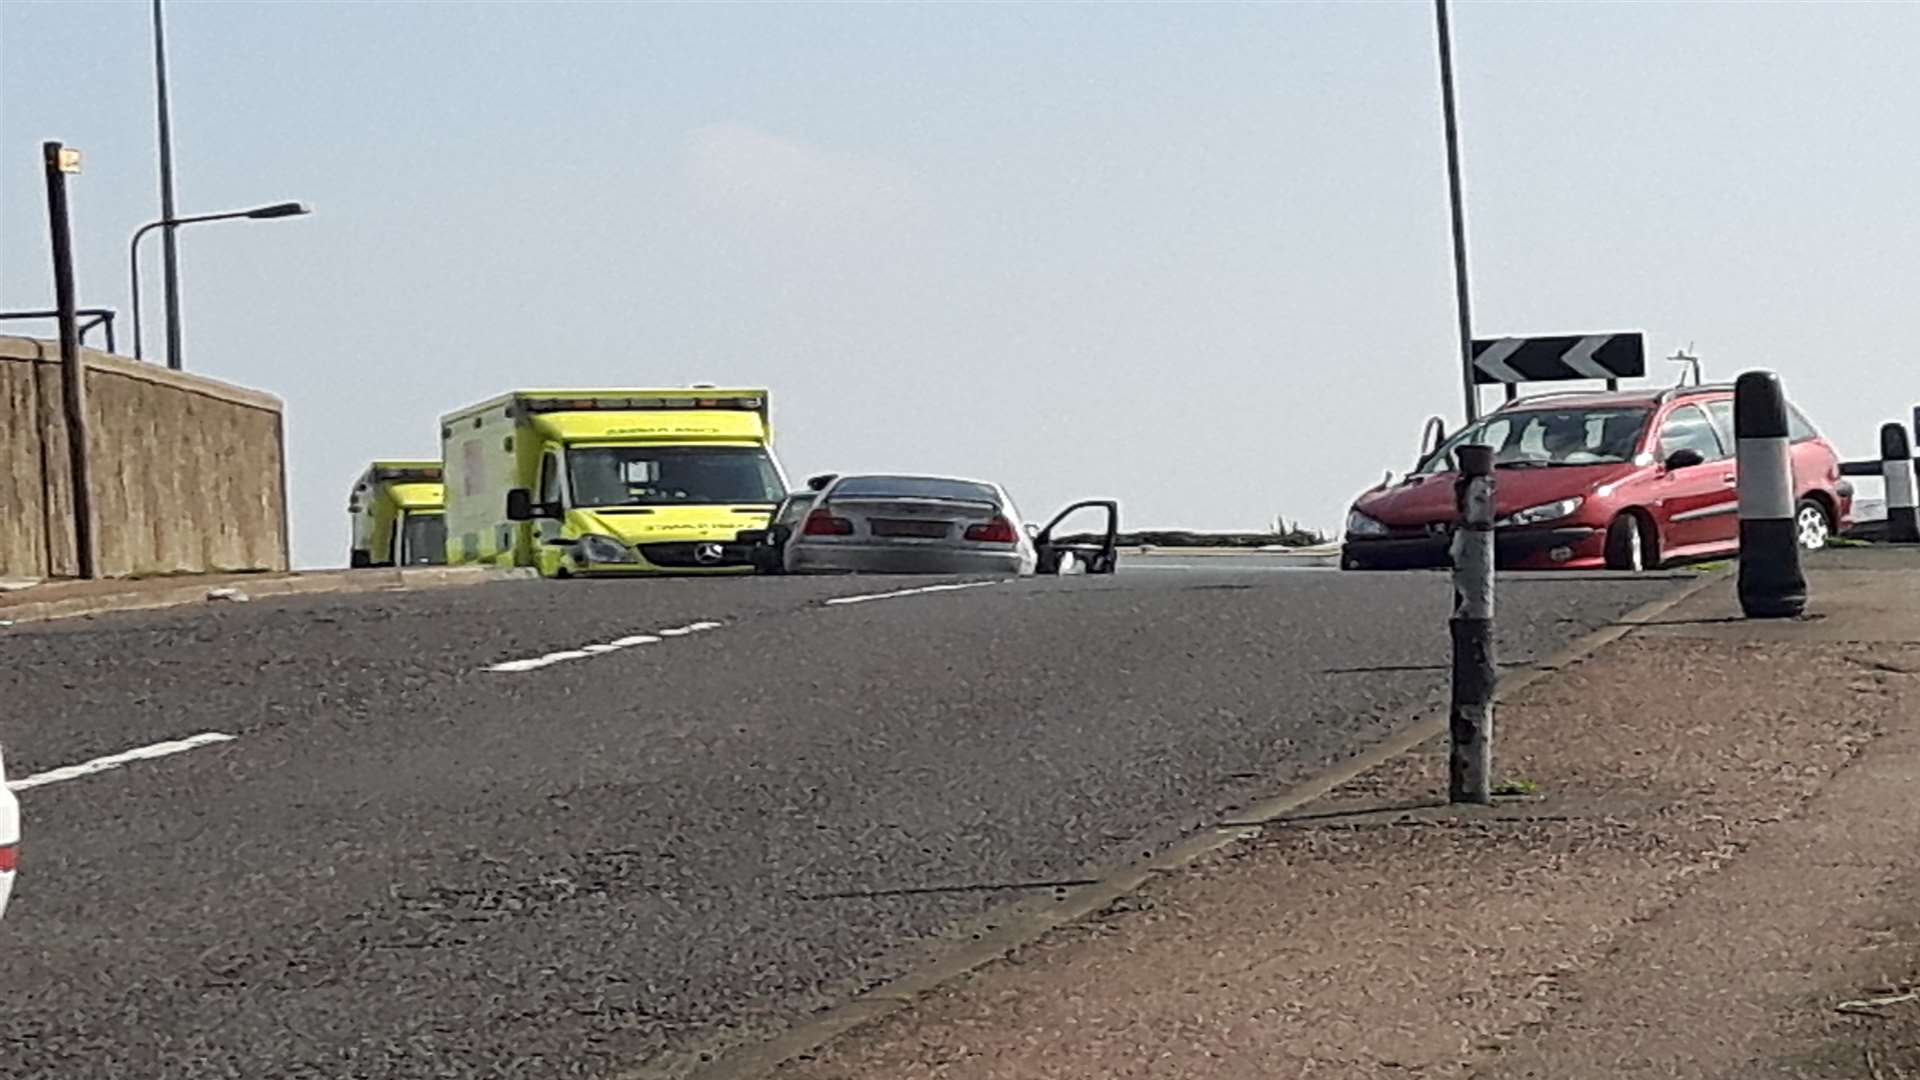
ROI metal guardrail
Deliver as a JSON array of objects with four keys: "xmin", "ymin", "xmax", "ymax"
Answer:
[
  {"xmin": 0, "ymin": 308, "xmax": 117, "ymax": 354},
  {"xmin": 1842, "ymin": 407, "xmax": 1919, "ymax": 479}
]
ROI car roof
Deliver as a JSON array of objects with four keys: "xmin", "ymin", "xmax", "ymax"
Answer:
[
  {"xmin": 827, "ymin": 471, "xmax": 1003, "ymax": 486},
  {"xmin": 818, "ymin": 472, "xmax": 1009, "ymax": 497},
  {"xmin": 1491, "ymin": 384, "xmax": 1733, "ymax": 413}
]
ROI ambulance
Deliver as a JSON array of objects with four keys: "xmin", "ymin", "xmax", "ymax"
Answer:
[
  {"xmin": 439, "ymin": 388, "xmax": 787, "ymax": 576},
  {"xmin": 347, "ymin": 461, "xmax": 447, "ymax": 568}
]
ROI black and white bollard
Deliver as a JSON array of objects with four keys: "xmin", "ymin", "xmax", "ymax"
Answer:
[
  {"xmin": 1735, "ymin": 371, "xmax": 1807, "ymax": 619},
  {"xmin": 1448, "ymin": 443, "xmax": 1496, "ymax": 805},
  {"xmin": 1884, "ymin": 421, "xmax": 1920, "ymax": 544}
]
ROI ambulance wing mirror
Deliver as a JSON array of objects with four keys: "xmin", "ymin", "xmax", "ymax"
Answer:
[{"xmin": 506, "ymin": 488, "xmax": 535, "ymax": 522}]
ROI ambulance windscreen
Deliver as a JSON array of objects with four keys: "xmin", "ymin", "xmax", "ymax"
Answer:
[{"xmin": 567, "ymin": 446, "xmax": 784, "ymax": 508}]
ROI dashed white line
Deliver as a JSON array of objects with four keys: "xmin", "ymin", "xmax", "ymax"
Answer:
[
  {"xmin": 823, "ymin": 580, "xmax": 1002, "ymax": 606},
  {"xmin": 485, "ymin": 621, "xmax": 722, "ymax": 673},
  {"xmin": 1122, "ymin": 564, "xmax": 1332, "ymax": 572},
  {"xmin": 7, "ymin": 732, "xmax": 237, "ymax": 792},
  {"xmin": 489, "ymin": 582, "xmax": 1003, "ymax": 672}
]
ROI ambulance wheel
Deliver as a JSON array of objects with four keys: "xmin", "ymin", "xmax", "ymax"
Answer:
[{"xmin": 349, "ymin": 550, "xmax": 372, "ymax": 569}]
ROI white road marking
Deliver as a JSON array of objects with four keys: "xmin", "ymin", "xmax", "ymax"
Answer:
[
  {"xmin": 1122, "ymin": 563, "xmax": 1330, "ymax": 572},
  {"xmin": 484, "ymin": 622, "xmax": 722, "ymax": 673},
  {"xmin": 824, "ymin": 581, "xmax": 1001, "ymax": 606},
  {"xmin": 8, "ymin": 732, "xmax": 237, "ymax": 792}
]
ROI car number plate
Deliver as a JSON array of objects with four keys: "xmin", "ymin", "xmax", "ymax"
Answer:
[{"xmin": 872, "ymin": 519, "xmax": 950, "ymax": 539}]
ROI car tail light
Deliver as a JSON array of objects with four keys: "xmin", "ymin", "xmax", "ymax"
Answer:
[
  {"xmin": 0, "ymin": 845, "xmax": 15, "ymax": 873},
  {"xmin": 965, "ymin": 516, "xmax": 1018, "ymax": 544},
  {"xmin": 803, "ymin": 509, "xmax": 854, "ymax": 536}
]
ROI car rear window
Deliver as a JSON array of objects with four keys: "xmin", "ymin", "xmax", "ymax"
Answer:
[
  {"xmin": 1707, "ymin": 397, "xmax": 1820, "ymax": 444},
  {"xmin": 1788, "ymin": 404, "xmax": 1820, "ymax": 443},
  {"xmin": 832, "ymin": 476, "xmax": 1000, "ymax": 504}
]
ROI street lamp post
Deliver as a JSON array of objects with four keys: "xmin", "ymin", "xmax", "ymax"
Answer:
[
  {"xmin": 128, "ymin": 201, "xmax": 310, "ymax": 364},
  {"xmin": 151, "ymin": 0, "xmax": 188, "ymax": 372}
]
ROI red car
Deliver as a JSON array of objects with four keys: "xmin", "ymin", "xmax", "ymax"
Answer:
[{"xmin": 1342, "ymin": 385, "xmax": 1854, "ymax": 572}]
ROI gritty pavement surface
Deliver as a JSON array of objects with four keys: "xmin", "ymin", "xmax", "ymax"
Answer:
[
  {"xmin": 780, "ymin": 552, "xmax": 1920, "ymax": 1080},
  {"xmin": 0, "ymin": 565, "xmax": 1684, "ymax": 1078}
]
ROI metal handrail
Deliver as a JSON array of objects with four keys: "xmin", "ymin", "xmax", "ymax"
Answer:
[{"xmin": 0, "ymin": 308, "xmax": 117, "ymax": 354}]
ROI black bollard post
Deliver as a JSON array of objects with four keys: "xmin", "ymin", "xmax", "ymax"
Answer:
[
  {"xmin": 1735, "ymin": 371, "xmax": 1807, "ymax": 618},
  {"xmin": 1448, "ymin": 443, "xmax": 1496, "ymax": 804},
  {"xmin": 1884, "ymin": 421, "xmax": 1919, "ymax": 544}
]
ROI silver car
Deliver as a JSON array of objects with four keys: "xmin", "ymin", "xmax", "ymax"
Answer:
[{"xmin": 738, "ymin": 474, "xmax": 1118, "ymax": 577}]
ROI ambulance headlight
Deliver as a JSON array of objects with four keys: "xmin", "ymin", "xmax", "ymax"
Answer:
[{"xmin": 574, "ymin": 534, "xmax": 633, "ymax": 564}]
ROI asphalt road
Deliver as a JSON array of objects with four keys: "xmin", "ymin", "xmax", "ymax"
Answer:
[{"xmin": 0, "ymin": 564, "xmax": 1688, "ymax": 1078}]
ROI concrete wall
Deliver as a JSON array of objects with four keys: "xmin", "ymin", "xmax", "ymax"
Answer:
[{"xmin": 0, "ymin": 336, "xmax": 288, "ymax": 580}]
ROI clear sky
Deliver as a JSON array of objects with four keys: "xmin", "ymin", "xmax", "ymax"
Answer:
[{"xmin": 3, "ymin": 1, "xmax": 1915, "ymax": 568}]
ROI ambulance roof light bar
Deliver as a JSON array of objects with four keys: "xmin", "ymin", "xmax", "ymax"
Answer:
[{"xmin": 519, "ymin": 395, "xmax": 764, "ymax": 414}]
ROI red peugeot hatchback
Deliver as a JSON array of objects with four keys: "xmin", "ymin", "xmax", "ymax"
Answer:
[{"xmin": 1342, "ymin": 385, "xmax": 1853, "ymax": 572}]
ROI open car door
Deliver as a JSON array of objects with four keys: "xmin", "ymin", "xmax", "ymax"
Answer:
[
  {"xmin": 736, "ymin": 491, "xmax": 816, "ymax": 574},
  {"xmin": 1034, "ymin": 500, "xmax": 1120, "ymax": 575}
]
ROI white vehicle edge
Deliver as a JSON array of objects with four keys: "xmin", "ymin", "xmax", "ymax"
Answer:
[{"xmin": 0, "ymin": 744, "xmax": 18, "ymax": 920}]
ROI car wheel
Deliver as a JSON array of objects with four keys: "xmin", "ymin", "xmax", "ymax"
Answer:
[
  {"xmin": 1605, "ymin": 513, "xmax": 1653, "ymax": 572},
  {"xmin": 1795, "ymin": 499, "xmax": 1831, "ymax": 551}
]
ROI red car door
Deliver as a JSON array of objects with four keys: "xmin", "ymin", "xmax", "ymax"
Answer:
[
  {"xmin": 1653, "ymin": 402, "xmax": 1739, "ymax": 554},
  {"xmin": 1785, "ymin": 402, "xmax": 1840, "ymax": 518}
]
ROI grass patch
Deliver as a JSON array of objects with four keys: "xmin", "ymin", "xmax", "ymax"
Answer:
[{"xmin": 1493, "ymin": 777, "xmax": 1542, "ymax": 797}]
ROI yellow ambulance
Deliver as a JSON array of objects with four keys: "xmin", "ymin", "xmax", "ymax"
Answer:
[
  {"xmin": 347, "ymin": 461, "xmax": 447, "ymax": 568},
  {"xmin": 439, "ymin": 389, "xmax": 787, "ymax": 576}
]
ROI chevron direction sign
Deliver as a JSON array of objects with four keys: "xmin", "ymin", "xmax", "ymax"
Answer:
[{"xmin": 1470, "ymin": 332, "xmax": 1646, "ymax": 385}]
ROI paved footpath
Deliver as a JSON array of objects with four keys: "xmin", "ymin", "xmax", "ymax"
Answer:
[
  {"xmin": 780, "ymin": 546, "xmax": 1920, "ymax": 1080},
  {"xmin": 0, "ymin": 565, "xmax": 526, "ymax": 624}
]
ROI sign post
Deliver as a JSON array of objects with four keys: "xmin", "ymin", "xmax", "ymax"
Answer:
[
  {"xmin": 1433, "ymin": 0, "xmax": 1478, "ymax": 425},
  {"xmin": 42, "ymin": 140, "xmax": 96, "ymax": 580}
]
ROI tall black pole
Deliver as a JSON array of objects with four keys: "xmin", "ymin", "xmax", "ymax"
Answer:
[
  {"xmin": 1434, "ymin": 0, "xmax": 1478, "ymax": 425},
  {"xmin": 153, "ymin": 0, "xmax": 185, "ymax": 372},
  {"xmin": 44, "ymin": 141, "xmax": 97, "ymax": 580}
]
